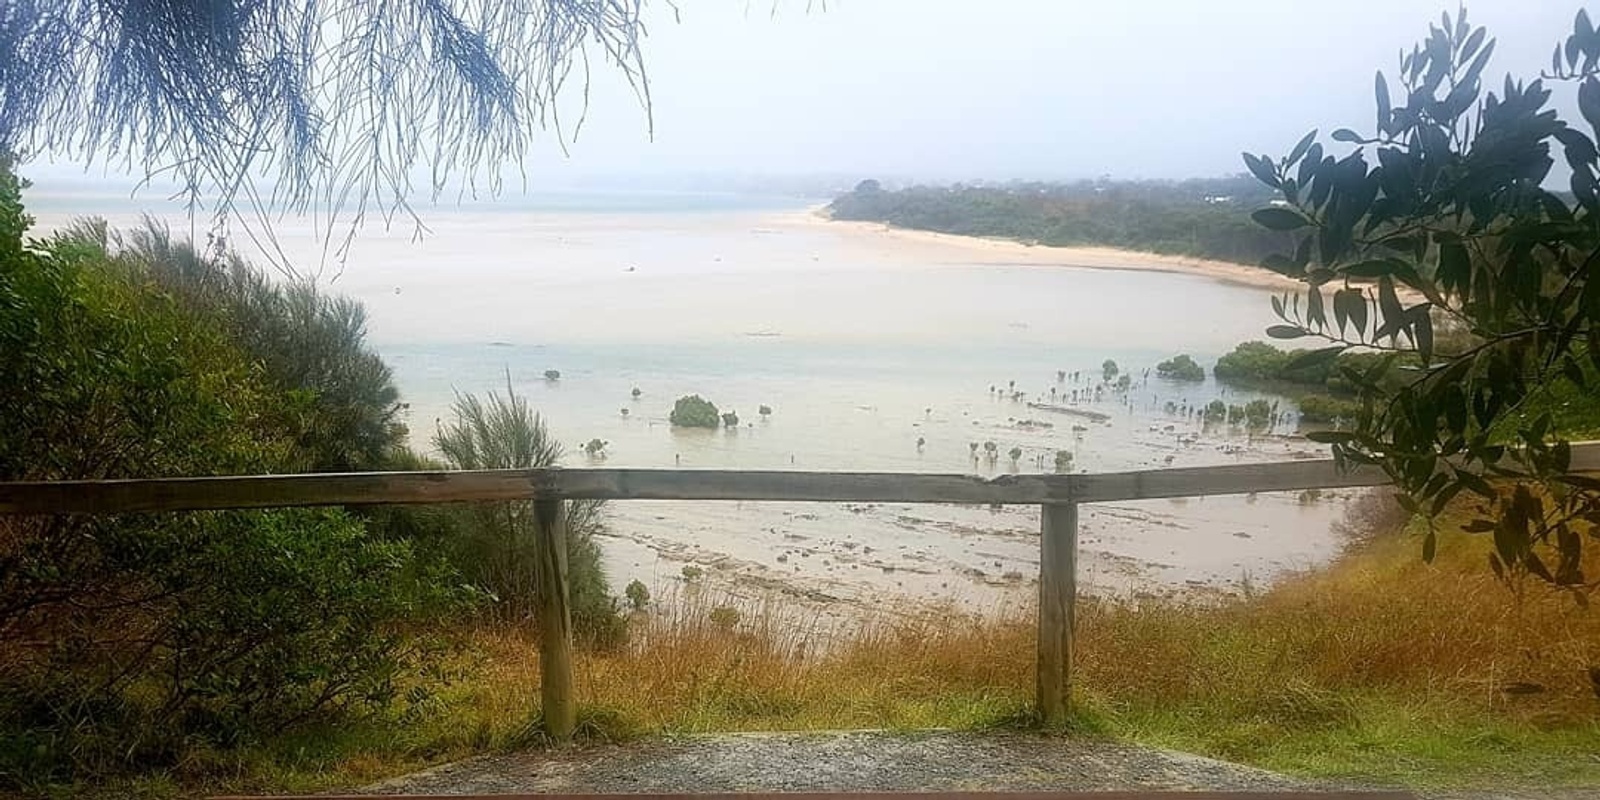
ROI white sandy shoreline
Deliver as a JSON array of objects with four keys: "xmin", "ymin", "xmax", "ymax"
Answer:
[{"xmin": 772, "ymin": 205, "xmax": 1309, "ymax": 295}]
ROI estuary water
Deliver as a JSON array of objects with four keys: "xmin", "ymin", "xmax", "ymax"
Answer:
[{"xmin": 32, "ymin": 190, "xmax": 1353, "ymax": 618}]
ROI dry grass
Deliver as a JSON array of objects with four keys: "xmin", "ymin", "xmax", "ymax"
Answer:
[
  {"xmin": 430, "ymin": 589, "xmax": 1033, "ymax": 747},
  {"xmin": 1072, "ymin": 498, "xmax": 1600, "ymax": 786},
  {"xmin": 1083, "ymin": 509, "xmax": 1600, "ymax": 718},
  {"xmin": 100, "ymin": 494, "xmax": 1600, "ymax": 797}
]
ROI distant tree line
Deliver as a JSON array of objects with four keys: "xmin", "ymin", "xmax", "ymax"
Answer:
[{"xmin": 828, "ymin": 175, "xmax": 1292, "ymax": 265}]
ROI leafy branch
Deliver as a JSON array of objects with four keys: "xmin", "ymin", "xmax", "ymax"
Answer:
[{"xmin": 1243, "ymin": 7, "xmax": 1600, "ymax": 592}]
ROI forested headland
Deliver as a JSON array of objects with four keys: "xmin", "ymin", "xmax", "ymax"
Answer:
[{"xmin": 827, "ymin": 176, "xmax": 1292, "ymax": 266}]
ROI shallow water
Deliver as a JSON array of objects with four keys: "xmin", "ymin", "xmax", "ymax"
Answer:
[{"xmin": 31, "ymin": 191, "xmax": 1353, "ymax": 616}]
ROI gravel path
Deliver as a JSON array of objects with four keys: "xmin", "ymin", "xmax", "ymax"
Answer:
[
  {"xmin": 358, "ymin": 730, "xmax": 1600, "ymax": 800},
  {"xmin": 362, "ymin": 730, "xmax": 1328, "ymax": 795}
]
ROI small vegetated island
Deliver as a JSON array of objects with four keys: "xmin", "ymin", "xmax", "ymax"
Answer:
[
  {"xmin": 1154, "ymin": 354, "xmax": 1205, "ymax": 382},
  {"xmin": 670, "ymin": 394, "xmax": 722, "ymax": 428}
]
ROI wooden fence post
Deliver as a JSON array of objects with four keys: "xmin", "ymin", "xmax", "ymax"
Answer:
[
  {"xmin": 1036, "ymin": 501, "xmax": 1078, "ymax": 726},
  {"xmin": 533, "ymin": 498, "xmax": 576, "ymax": 740}
]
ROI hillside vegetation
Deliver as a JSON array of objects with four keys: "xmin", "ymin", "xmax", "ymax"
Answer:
[{"xmin": 0, "ymin": 161, "xmax": 620, "ymax": 789}]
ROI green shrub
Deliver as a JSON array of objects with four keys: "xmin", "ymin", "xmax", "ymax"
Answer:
[
  {"xmin": 1244, "ymin": 398, "xmax": 1276, "ymax": 429},
  {"xmin": 1155, "ymin": 353, "xmax": 1205, "ymax": 381},
  {"xmin": 1214, "ymin": 341, "xmax": 1408, "ymax": 396},
  {"xmin": 52, "ymin": 220, "xmax": 412, "ymax": 472},
  {"xmin": 1296, "ymin": 394, "xmax": 1361, "ymax": 424},
  {"xmin": 1, "ymin": 509, "xmax": 468, "ymax": 782},
  {"xmin": 624, "ymin": 580, "xmax": 651, "ymax": 611},
  {"xmin": 1204, "ymin": 399, "xmax": 1227, "ymax": 422},
  {"xmin": 1, "ymin": 240, "xmax": 286, "ymax": 480},
  {"xmin": 0, "ymin": 166, "xmax": 468, "ymax": 783},
  {"xmin": 1102, "ymin": 359, "xmax": 1119, "ymax": 381},
  {"xmin": 670, "ymin": 395, "xmax": 720, "ymax": 428},
  {"xmin": 1213, "ymin": 341, "xmax": 1293, "ymax": 383},
  {"xmin": 709, "ymin": 606, "xmax": 741, "ymax": 631}
]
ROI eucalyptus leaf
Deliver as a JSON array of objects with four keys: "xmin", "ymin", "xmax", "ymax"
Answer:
[
  {"xmin": 1252, "ymin": 207, "xmax": 1309, "ymax": 231},
  {"xmin": 1287, "ymin": 130, "xmax": 1318, "ymax": 166},
  {"xmin": 1375, "ymin": 72, "xmax": 1392, "ymax": 134}
]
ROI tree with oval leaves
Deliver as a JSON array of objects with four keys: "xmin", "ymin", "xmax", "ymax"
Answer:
[{"xmin": 1244, "ymin": 8, "xmax": 1600, "ymax": 592}]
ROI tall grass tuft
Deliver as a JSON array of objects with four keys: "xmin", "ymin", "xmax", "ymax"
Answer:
[{"xmin": 432, "ymin": 380, "xmax": 620, "ymax": 642}]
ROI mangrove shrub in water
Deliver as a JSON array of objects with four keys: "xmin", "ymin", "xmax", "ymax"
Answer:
[
  {"xmin": 1243, "ymin": 399, "xmax": 1275, "ymax": 430},
  {"xmin": 1156, "ymin": 354, "xmax": 1205, "ymax": 382},
  {"xmin": 1296, "ymin": 394, "xmax": 1360, "ymax": 425},
  {"xmin": 670, "ymin": 395, "xmax": 721, "ymax": 429}
]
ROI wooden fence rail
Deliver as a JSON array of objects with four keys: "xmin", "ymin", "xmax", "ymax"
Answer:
[
  {"xmin": 0, "ymin": 459, "xmax": 1403, "ymax": 514},
  {"xmin": 5, "ymin": 443, "xmax": 1599, "ymax": 735}
]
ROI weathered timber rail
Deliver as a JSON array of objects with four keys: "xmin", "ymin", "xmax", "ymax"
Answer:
[
  {"xmin": 5, "ymin": 443, "xmax": 1598, "ymax": 738},
  {"xmin": 215, "ymin": 792, "xmax": 1417, "ymax": 800}
]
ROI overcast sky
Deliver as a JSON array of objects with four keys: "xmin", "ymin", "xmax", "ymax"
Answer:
[{"xmin": 25, "ymin": 0, "xmax": 1589, "ymax": 191}]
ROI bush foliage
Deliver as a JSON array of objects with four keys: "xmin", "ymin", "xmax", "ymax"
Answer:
[
  {"xmin": 1212, "ymin": 341, "xmax": 1402, "ymax": 427},
  {"xmin": 670, "ymin": 394, "xmax": 721, "ymax": 428},
  {"xmin": 1155, "ymin": 354, "xmax": 1205, "ymax": 381},
  {"xmin": 0, "ymin": 160, "xmax": 625, "ymax": 786},
  {"xmin": 0, "ymin": 162, "xmax": 475, "ymax": 784}
]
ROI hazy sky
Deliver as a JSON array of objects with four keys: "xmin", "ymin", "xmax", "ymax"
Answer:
[
  {"xmin": 25, "ymin": 0, "xmax": 1589, "ymax": 190},
  {"xmin": 565, "ymin": 0, "xmax": 1582, "ymax": 182}
]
